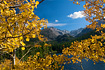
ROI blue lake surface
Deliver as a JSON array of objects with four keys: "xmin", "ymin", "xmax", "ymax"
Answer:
[
  {"xmin": 64, "ymin": 59, "xmax": 105, "ymax": 70},
  {"xmin": 56, "ymin": 53, "xmax": 105, "ymax": 70}
]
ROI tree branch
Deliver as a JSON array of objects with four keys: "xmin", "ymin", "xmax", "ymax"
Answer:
[
  {"xmin": 18, "ymin": 46, "xmax": 33, "ymax": 64},
  {"xmin": 0, "ymin": 51, "xmax": 13, "ymax": 58},
  {"xmin": 9, "ymin": 0, "xmax": 45, "ymax": 8},
  {"xmin": 80, "ymin": 61, "xmax": 84, "ymax": 70},
  {"xmin": 0, "ymin": 28, "xmax": 35, "ymax": 40},
  {"xmin": 39, "ymin": 0, "xmax": 44, "ymax": 4},
  {"xmin": 17, "ymin": 41, "xmax": 41, "ymax": 64}
]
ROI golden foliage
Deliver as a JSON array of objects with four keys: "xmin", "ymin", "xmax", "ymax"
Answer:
[
  {"xmin": 2, "ymin": 0, "xmax": 105, "ymax": 70},
  {"xmin": 0, "ymin": 54, "xmax": 67, "ymax": 70},
  {"xmin": 62, "ymin": 0, "xmax": 105, "ymax": 68},
  {"xmin": 0, "ymin": 0, "xmax": 47, "ymax": 52}
]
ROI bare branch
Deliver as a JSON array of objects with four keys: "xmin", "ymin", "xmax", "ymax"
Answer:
[
  {"xmin": 9, "ymin": 0, "xmax": 45, "ymax": 8},
  {"xmin": 80, "ymin": 62, "xmax": 84, "ymax": 70},
  {"xmin": 17, "ymin": 41, "xmax": 41, "ymax": 64},
  {"xmin": 39, "ymin": 0, "xmax": 44, "ymax": 4},
  {"xmin": 18, "ymin": 47, "xmax": 33, "ymax": 63},
  {"xmin": 0, "ymin": 51, "xmax": 13, "ymax": 58}
]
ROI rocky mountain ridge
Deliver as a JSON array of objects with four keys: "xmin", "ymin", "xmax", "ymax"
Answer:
[
  {"xmin": 40, "ymin": 27, "xmax": 71, "ymax": 40},
  {"xmin": 76, "ymin": 19, "xmax": 105, "ymax": 37},
  {"xmin": 70, "ymin": 28, "xmax": 83, "ymax": 37},
  {"xmin": 40, "ymin": 27, "xmax": 84, "ymax": 40}
]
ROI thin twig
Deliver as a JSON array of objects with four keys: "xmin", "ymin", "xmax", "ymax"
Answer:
[
  {"xmin": 17, "ymin": 46, "xmax": 34, "ymax": 64},
  {"xmin": 17, "ymin": 41, "xmax": 41, "ymax": 64},
  {"xmin": 39, "ymin": 0, "xmax": 44, "ymax": 4},
  {"xmin": 80, "ymin": 61, "xmax": 84, "ymax": 70},
  {"xmin": 0, "ymin": 51, "xmax": 13, "ymax": 58}
]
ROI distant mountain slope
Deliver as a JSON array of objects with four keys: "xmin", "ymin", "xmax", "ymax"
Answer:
[
  {"xmin": 70, "ymin": 28, "xmax": 83, "ymax": 37},
  {"xmin": 56, "ymin": 34, "xmax": 74, "ymax": 42},
  {"xmin": 76, "ymin": 19, "xmax": 105, "ymax": 37},
  {"xmin": 40, "ymin": 27, "xmax": 70, "ymax": 40},
  {"xmin": 74, "ymin": 30, "xmax": 100, "ymax": 41},
  {"xmin": 76, "ymin": 28, "xmax": 92, "ymax": 37}
]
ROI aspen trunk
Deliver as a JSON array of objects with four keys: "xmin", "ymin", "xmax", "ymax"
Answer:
[{"xmin": 12, "ymin": 49, "xmax": 16, "ymax": 69}]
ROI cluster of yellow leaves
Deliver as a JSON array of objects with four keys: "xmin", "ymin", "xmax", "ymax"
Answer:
[
  {"xmin": 0, "ymin": 53, "xmax": 68, "ymax": 70},
  {"xmin": 62, "ymin": 34, "xmax": 105, "ymax": 64},
  {"xmin": 59, "ymin": 0, "xmax": 105, "ymax": 68},
  {"xmin": 2, "ymin": 0, "xmax": 105, "ymax": 70},
  {"xmin": 0, "ymin": 0, "xmax": 48, "ymax": 52},
  {"xmin": 73, "ymin": 0, "xmax": 105, "ymax": 30},
  {"xmin": 0, "ymin": 57, "xmax": 19, "ymax": 70}
]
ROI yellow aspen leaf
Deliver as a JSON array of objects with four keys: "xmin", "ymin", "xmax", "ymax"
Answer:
[
  {"xmin": 83, "ymin": 5, "xmax": 86, "ymax": 8},
  {"xmin": 26, "ymin": 0, "xmax": 29, "ymax": 2},
  {"xmin": 21, "ymin": 47, "xmax": 25, "ymax": 50},
  {"xmin": 36, "ymin": 52, "xmax": 40, "ymax": 56},
  {"xmin": 33, "ymin": 0, "xmax": 35, "ymax": 2},
  {"xmin": 4, "ymin": 1, "xmax": 7, "ymax": 4},
  {"xmin": 20, "ymin": 36, "xmax": 23, "ymax": 40},
  {"xmin": 30, "ymin": 0, "xmax": 32, "ymax": 3},
  {"xmin": 35, "ymin": 5, "xmax": 38, "ymax": 8},
  {"xmin": 78, "ymin": 45, "xmax": 82, "ymax": 47},
  {"xmin": 101, "ymin": 24, "xmax": 105, "ymax": 28},
  {"xmin": 32, "ymin": 34, "xmax": 36, "ymax": 38},
  {"xmin": 3, "ymin": 67, "xmax": 5, "ymax": 70},
  {"xmin": 36, "ymin": 1, "xmax": 39, "ymax": 5},
  {"xmin": 44, "ymin": 43, "xmax": 48, "ymax": 47},
  {"xmin": 91, "ymin": 39, "xmax": 94, "ymax": 43},
  {"xmin": 76, "ymin": 1, "xmax": 79, "ymax": 4},
  {"xmin": 100, "ymin": 5, "xmax": 103, "ymax": 7},
  {"xmin": 42, "ymin": 68, "xmax": 45, "ymax": 70},
  {"xmin": 35, "ymin": 1, "xmax": 39, "ymax": 8},
  {"xmin": 20, "ymin": 41, "xmax": 26, "ymax": 46},
  {"xmin": 32, "ymin": 6, "xmax": 34, "ymax": 10},
  {"xmin": 9, "ymin": 33, "xmax": 12, "ymax": 37},
  {"xmin": 15, "ymin": 38, "xmax": 18, "ymax": 41},
  {"xmin": 26, "ymin": 37, "xmax": 30, "ymax": 41},
  {"xmin": 32, "ymin": 23, "xmax": 36, "ymax": 27}
]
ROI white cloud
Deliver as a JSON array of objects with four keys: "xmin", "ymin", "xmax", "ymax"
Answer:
[
  {"xmin": 55, "ymin": 20, "xmax": 59, "ymax": 22},
  {"xmin": 47, "ymin": 23, "xmax": 66, "ymax": 27},
  {"xmin": 67, "ymin": 11, "xmax": 86, "ymax": 19}
]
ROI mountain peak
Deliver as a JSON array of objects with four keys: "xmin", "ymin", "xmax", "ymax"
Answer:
[
  {"xmin": 40, "ymin": 27, "xmax": 70, "ymax": 40},
  {"xmin": 70, "ymin": 28, "xmax": 84, "ymax": 37}
]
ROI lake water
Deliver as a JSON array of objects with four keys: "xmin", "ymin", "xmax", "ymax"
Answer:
[
  {"xmin": 64, "ymin": 59, "xmax": 105, "ymax": 70},
  {"xmin": 56, "ymin": 53, "xmax": 105, "ymax": 70}
]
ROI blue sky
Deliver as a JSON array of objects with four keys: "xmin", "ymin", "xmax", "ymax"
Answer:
[{"xmin": 35, "ymin": 0, "xmax": 90, "ymax": 31}]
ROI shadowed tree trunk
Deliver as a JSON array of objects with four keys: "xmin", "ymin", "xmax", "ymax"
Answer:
[{"xmin": 12, "ymin": 49, "xmax": 16, "ymax": 69}]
